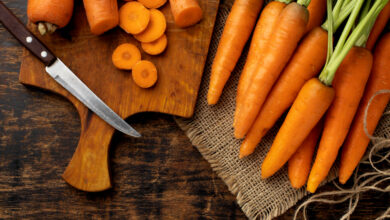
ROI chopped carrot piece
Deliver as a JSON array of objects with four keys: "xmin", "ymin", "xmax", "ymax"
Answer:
[
  {"xmin": 83, "ymin": 0, "xmax": 119, "ymax": 35},
  {"xmin": 132, "ymin": 60, "xmax": 158, "ymax": 88},
  {"xmin": 119, "ymin": 1, "xmax": 150, "ymax": 34},
  {"xmin": 169, "ymin": 0, "xmax": 203, "ymax": 28},
  {"xmin": 141, "ymin": 34, "xmax": 168, "ymax": 55},
  {"xmin": 112, "ymin": 43, "xmax": 141, "ymax": 70},
  {"xmin": 134, "ymin": 9, "xmax": 166, "ymax": 43},
  {"xmin": 138, "ymin": 0, "xmax": 167, "ymax": 9}
]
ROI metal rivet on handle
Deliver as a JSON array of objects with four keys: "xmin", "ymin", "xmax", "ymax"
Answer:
[
  {"xmin": 26, "ymin": 36, "xmax": 32, "ymax": 43},
  {"xmin": 41, "ymin": 51, "xmax": 47, "ymax": 58}
]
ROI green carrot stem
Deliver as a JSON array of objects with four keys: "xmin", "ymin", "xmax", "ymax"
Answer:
[
  {"xmin": 297, "ymin": 0, "xmax": 311, "ymax": 8},
  {"xmin": 322, "ymin": 0, "xmax": 354, "ymax": 32},
  {"xmin": 324, "ymin": 0, "xmax": 334, "ymax": 67},
  {"xmin": 277, "ymin": 0, "xmax": 294, "ymax": 4}
]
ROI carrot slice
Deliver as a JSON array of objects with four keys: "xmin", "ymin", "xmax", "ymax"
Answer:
[
  {"xmin": 83, "ymin": 0, "xmax": 119, "ymax": 35},
  {"xmin": 132, "ymin": 60, "xmax": 158, "ymax": 88},
  {"xmin": 141, "ymin": 34, "xmax": 168, "ymax": 55},
  {"xmin": 119, "ymin": 1, "xmax": 150, "ymax": 34},
  {"xmin": 169, "ymin": 0, "xmax": 203, "ymax": 28},
  {"xmin": 134, "ymin": 9, "xmax": 166, "ymax": 43},
  {"xmin": 138, "ymin": 0, "xmax": 167, "ymax": 9},
  {"xmin": 112, "ymin": 43, "xmax": 141, "ymax": 70}
]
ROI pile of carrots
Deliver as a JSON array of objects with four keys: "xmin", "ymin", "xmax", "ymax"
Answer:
[{"xmin": 208, "ymin": 0, "xmax": 390, "ymax": 192}]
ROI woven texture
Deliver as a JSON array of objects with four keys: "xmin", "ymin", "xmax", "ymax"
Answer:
[{"xmin": 175, "ymin": 1, "xmax": 390, "ymax": 219}]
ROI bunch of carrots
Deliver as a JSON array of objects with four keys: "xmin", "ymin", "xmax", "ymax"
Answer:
[{"xmin": 208, "ymin": 0, "xmax": 390, "ymax": 192}]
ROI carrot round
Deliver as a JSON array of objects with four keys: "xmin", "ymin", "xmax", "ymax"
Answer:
[
  {"xmin": 132, "ymin": 60, "xmax": 158, "ymax": 88},
  {"xmin": 235, "ymin": 1, "xmax": 287, "ymax": 127},
  {"xmin": 138, "ymin": 0, "xmax": 167, "ymax": 9},
  {"xmin": 119, "ymin": 1, "xmax": 150, "ymax": 34},
  {"xmin": 83, "ymin": 0, "xmax": 119, "ymax": 35},
  {"xmin": 27, "ymin": 0, "xmax": 74, "ymax": 34},
  {"xmin": 134, "ymin": 9, "xmax": 166, "ymax": 43},
  {"xmin": 307, "ymin": 47, "xmax": 373, "ymax": 193},
  {"xmin": 207, "ymin": 0, "xmax": 264, "ymax": 105},
  {"xmin": 239, "ymin": 27, "xmax": 328, "ymax": 158},
  {"xmin": 112, "ymin": 43, "xmax": 141, "ymax": 70},
  {"xmin": 365, "ymin": 2, "xmax": 390, "ymax": 50},
  {"xmin": 169, "ymin": 0, "xmax": 203, "ymax": 28},
  {"xmin": 234, "ymin": 2, "xmax": 309, "ymax": 139},
  {"xmin": 288, "ymin": 121, "xmax": 323, "ymax": 189},
  {"xmin": 339, "ymin": 34, "xmax": 390, "ymax": 184},
  {"xmin": 141, "ymin": 34, "xmax": 168, "ymax": 55},
  {"xmin": 305, "ymin": 0, "xmax": 326, "ymax": 33}
]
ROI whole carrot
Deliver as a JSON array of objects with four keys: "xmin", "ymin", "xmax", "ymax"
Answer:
[
  {"xmin": 235, "ymin": 0, "xmax": 287, "ymax": 127},
  {"xmin": 366, "ymin": 2, "xmax": 390, "ymax": 50},
  {"xmin": 306, "ymin": 0, "xmax": 327, "ymax": 33},
  {"xmin": 207, "ymin": 0, "xmax": 264, "ymax": 105},
  {"xmin": 288, "ymin": 121, "xmax": 323, "ymax": 189},
  {"xmin": 339, "ymin": 33, "xmax": 390, "ymax": 184},
  {"xmin": 234, "ymin": 1, "xmax": 309, "ymax": 139},
  {"xmin": 83, "ymin": 0, "xmax": 119, "ymax": 35}
]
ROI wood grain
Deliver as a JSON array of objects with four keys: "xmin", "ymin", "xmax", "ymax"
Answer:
[
  {"xmin": 0, "ymin": 0, "xmax": 388, "ymax": 219},
  {"xmin": 18, "ymin": 0, "xmax": 219, "ymax": 192}
]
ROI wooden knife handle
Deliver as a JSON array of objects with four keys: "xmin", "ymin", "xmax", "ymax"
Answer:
[{"xmin": 0, "ymin": 1, "xmax": 56, "ymax": 66}]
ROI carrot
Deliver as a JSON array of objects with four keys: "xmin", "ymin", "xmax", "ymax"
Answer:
[
  {"xmin": 339, "ymin": 33, "xmax": 390, "ymax": 184},
  {"xmin": 141, "ymin": 34, "xmax": 168, "ymax": 55},
  {"xmin": 27, "ymin": 0, "xmax": 74, "ymax": 35},
  {"xmin": 134, "ymin": 9, "xmax": 166, "ymax": 43},
  {"xmin": 306, "ymin": 0, "xmax": 327, "ymax": 33},
  {"xmin": 234, "ymin": 2, "xmax": 309, "ymax": 139},
  {"xmin": 83, "ymin": 0, "xmax": 119, "ymax": 35},
  {"xmin": 366, "ymin": 2, "xmax": 390, "ymax": 50},
  {"xmin": 132, "ymin": 60, "xmax": 158, "ymax": 88},
  {"xmin": 138, "ymin": 0, "xmax": 167, "ymax": 9},
  {"xmin": 169, "ymin": 0, "xmax": 203, "ymax": 28},
  {"xmin": 239, "ymin": 27, "xmax": 328, "ymax": 158},
  {"xmin": 112, "ymin": 43, "xmax": 141, "ymax": 70},
  {"xmin": 234, "ymin": 1, "xmax": 287, "ymax": 127},
  {"xmin": 207, "ymin": 0, "xmax": 264, "ymax": 105},
  {"xmin": 119, "ymin": 1, "xmax": 150, "ymax": 34},
  {"xmin": 288, "ymin": 121, "xmax": 323, "ymax": 189}
]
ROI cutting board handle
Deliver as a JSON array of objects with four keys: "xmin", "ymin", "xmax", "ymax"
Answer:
[{"xmin": 62, "ymin": 111, "xmax": 115, "ymax": 192}]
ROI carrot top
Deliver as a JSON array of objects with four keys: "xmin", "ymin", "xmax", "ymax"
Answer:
[{"xmin": 297, "ymin": 0, "xmax": 312, "ymax": 8}]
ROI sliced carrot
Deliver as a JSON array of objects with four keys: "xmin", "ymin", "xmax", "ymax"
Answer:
[
  {"xmin": 141, "ymin": 34, "xmax": 168, "ymax": 55},
  {"xmin": 112, "ymin": 43, "xmax": 141, "ymax": 70},
  {"xmin": 119, "ymin": 1, "xmax": 150, "ymax": 34},
  {"xmin": 83, "ymin": 0, "xmax": 119, "ymax": 35},
  {"xmin": 132, "ymin": 60, "xmax": 158, "ymax": 88},
  {"xmin": 138, "ymin": 0, "xmax": 167, "ymax": 9},
  {"xmin": 305, "ymin": 0, "xmax": 326, "ymax": 33},
  {"xmin": 134, "ymin": 9, "xmax": 166, "ymax": 43},
  {"xmin": 169, "ymin": 0, "xmax": 203, "ymax": 28}
]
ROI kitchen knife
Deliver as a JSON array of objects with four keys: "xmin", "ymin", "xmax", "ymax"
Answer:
[{"xmin": 0, "ymin": 1, "xmax": 141, "ymax": 138}]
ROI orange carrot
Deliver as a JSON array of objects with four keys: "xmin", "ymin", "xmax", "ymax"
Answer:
[
  {"xmin": 112, "ymin": 43, "xmax": 141, "ymax": 70},
  {"xmin": 307, "ymin": 47, "xmax": 373, "ymax": 193},
  {"xmin": 138, "ymin": 0, "xmax": 167, "ymax": 9},
  {"xmin": 207, "ymin": 0, "xmax": 264, "ymax": 105},
  {"xmin": 141, "ymin": 34, "xmax": 168, "ymax": 55},
  {"xmin": 132, "ymin": 60, "xmax": 158, "ymax": 88},
  {"xmin": 27, "ymin": 0, "xmax": 74, "ymax": 35},
  {"xmin": 235, "ymin": 1, "xmax": 287, "ymax": 127},
  {"xmin": 169, "ymin": 0, "xmax": 203, "ymax": 28},
  {"xmin": 83, "ymin": 0, "xmax": 119, "ymax": 35},
  {"xmin": 119, "ymin": 1, "xmax": 150, "ymax": 34},
  {"xmin": 306, "ymin": 0, "xmax": 326, "ymax": 33},
  {"xmin": 288, "ymin": 121, "xmax": 323, "ymax": 189},
  {"xmin": 261, "ymin": 78, "xmax": 335, "ymax": 179},
  {"xmin": 134, "ymin": 9, "xmax": 166, "ymax": 43},
  {"xmin": 366, "ymin": 2, "xmax": 390, "ymax": 50},
  {"xmin": 339, "ymin": 34, "xmax": 390, "ymax": 184},
  {"xmin": 240, "ymin": 27, "xmax": 328, "ymax": 158},
  {"xmin": 234, "ymin": 2, "xmax": 309, "ymax": 139}
]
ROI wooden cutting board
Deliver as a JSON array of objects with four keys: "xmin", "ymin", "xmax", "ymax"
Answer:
[{"xmin": 19, "ymin": 0, "xmax": 219, "ymax": 192}]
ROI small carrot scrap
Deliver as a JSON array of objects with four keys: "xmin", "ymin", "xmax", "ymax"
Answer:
[
  {"xmin": 119, "ymin": 1, "xmax": 150, "ymax": 34},
  {"xmin": 134, "ymin": 9, "xmax": 166, "ymax": 43},
  {"xmin": 138, "ymin": 0, "xmax": 167, "ymax": 9},
  {"xmin": 83, "ymin": 0, "xmax": 119, "ymax": 35},
  {"xmin": 132, "ymin": 60, "xmax": 158, "ymax": 88},
  {"xmin": 141, "ymin": 34, "xmax": 168, "ymax": 55},
  {"xmin": 112, "ymin": 43, "xmax": 141, "ymax": 70},
  {"xmin": 169, "ymin": 0, "xmax": 203, "ymax": 28}
]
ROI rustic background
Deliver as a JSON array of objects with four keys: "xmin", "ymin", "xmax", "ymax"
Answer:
[{"xmin": 0, "ymin": 0, "xmax": 388, "ymax": 219}]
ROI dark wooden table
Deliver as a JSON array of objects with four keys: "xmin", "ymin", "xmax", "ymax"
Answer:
[{"xmin": 0, "ymin": 0, "xmax": 388, "ymax": 219}]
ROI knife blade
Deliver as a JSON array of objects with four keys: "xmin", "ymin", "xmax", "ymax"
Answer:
[{"xmin": 0, "ymin": 1, "xmax": 141, "ymax": 138}]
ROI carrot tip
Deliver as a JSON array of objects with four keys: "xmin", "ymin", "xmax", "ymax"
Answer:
[
  {"xmin": 306, "ymin": 184, "xmax": 317, "ymax": 193},
  {"xmin": 338, "ymin": 176, "xmax": 347, "ymax": 185}
]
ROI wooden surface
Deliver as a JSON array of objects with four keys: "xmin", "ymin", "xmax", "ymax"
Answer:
[
  {"xmin": 18, "ymin": 0, "xmax": 219, "ymax": 192},
  {"xmin": 0, "ymin": 0, "xmax": 389, "ymax": 219}
]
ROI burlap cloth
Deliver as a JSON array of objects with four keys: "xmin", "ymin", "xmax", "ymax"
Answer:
[{"xmin": 175, "ymin": 1, "xmax": 390, "ymax": 219}]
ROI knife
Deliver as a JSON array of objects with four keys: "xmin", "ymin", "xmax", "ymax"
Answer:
[{"xmin": 0, "ymin": 1, "xmax": 141, "ymax": 138}]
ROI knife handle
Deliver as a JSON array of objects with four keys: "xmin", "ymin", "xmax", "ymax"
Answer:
[{"xmin": 0, "ymin": 1, "xmax": 56, "ymax": 66}]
